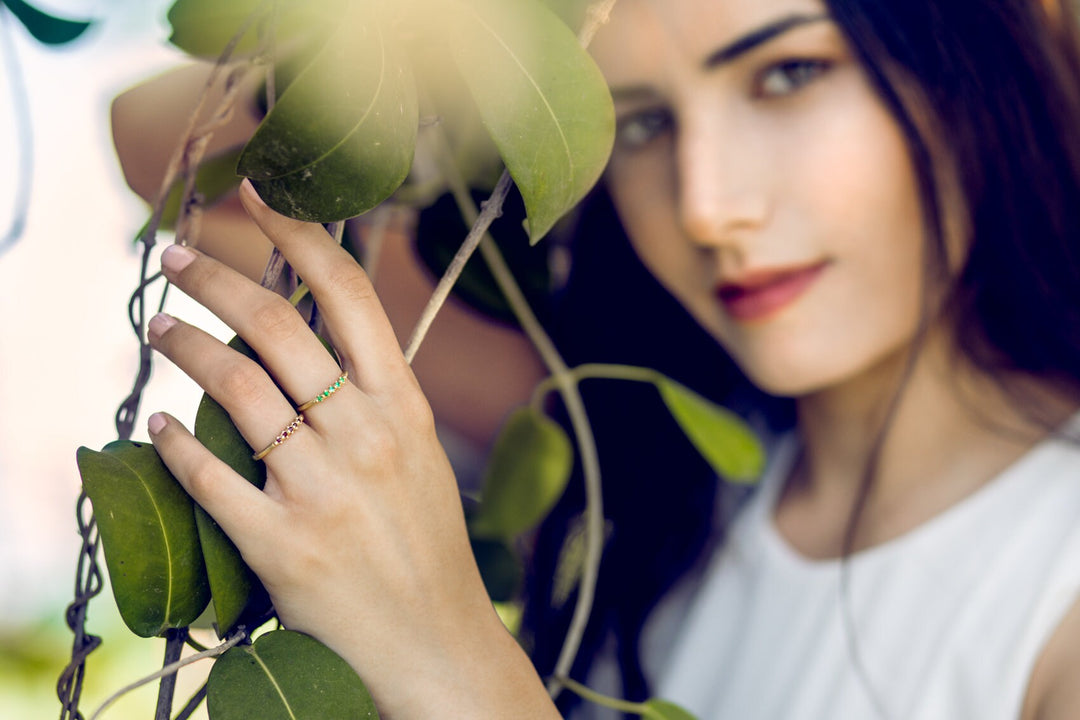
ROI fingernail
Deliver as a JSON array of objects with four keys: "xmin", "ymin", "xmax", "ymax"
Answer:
[
  {"xmin": 148, "ymin": 312, "xmax": 177, "ymax": 341},
  {"xmin": 161, "ymin": 244, "xmax": 196, "ymax": 274},
  {"xmin": 148, "ymin": 413, "xmax": 167, "ymax": 436},
  {"xmin": 239, "ymin": 178, "xmax": 267, "ymax": 208}
]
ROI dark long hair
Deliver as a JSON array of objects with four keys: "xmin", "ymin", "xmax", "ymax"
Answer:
[
  {"xmin": 525, "ymin": 0, "xmax": 1080, "ymax": 714},
  {"xmin": 829, "ymin": 0, "xmax": 1080, "ymax": 404}
]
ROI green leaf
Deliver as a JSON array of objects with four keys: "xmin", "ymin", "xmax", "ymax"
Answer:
[
  {"xmin": 643, "ymin": 699, "xmax": 699, "ymax": 720},
  {"xmin": 237, "ymin": 4, "xmax": 418, "ymax": 222},
  {"xmin": 159, "ymin": 148, "xmax": 244, "ymax": 231},
  {"xmin": 193, "ymin": 335, "xmax": 269, "ymax": 635},
  {"xmin": 166, "ymin": 0, "xmax": 341, "ymax": 59},
  {"xmin": 207, "ymin": 630, "xmax": 379, "ymax": 719},
  {"xmin": 469, "ymin": 537, "xmax": 522, "ymax": 602},
  {"xmin": 77, "ymin": 441, "xmax": 209, "ymax": 637},
  {"xmin": 655, "ymin": 379, "xmax": 765, "ymax": 484},
  {"xmin": 1, "ymin": 0, "xmax": 92, "ymax": 45},
  {"xmin": 469, "ymin": 407, "xmax": 573, "ymax": 540},
  {"xmin": 439, "ymin": 0, "xmax": 614, "ymax": 242}
]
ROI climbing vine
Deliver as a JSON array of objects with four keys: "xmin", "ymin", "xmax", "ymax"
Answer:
[{"xmin": 63, "ymin": 1, "xmax": 763, "ymax": 717}]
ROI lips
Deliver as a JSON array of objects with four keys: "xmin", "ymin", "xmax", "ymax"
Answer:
[{"xmin": 716, "ymin": 261, "xmax": 830, "ymax": 322}]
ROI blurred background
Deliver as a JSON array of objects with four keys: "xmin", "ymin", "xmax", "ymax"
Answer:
[{"xmin": 0, "ymin": 0, "xmax": 234, "ymax": 716}]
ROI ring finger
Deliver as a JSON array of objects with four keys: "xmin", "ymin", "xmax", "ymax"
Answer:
[{"xmin": 148, "ymin": 312, "xmax": 323, "ymax": 481}]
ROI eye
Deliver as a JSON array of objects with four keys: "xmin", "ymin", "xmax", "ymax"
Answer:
[
  {"xmin": 755, "ymin": 59, "xmax": 832, "ymax": 98},
  {"xmin": 615, "ymin": 107, "xmax": 674, "ymax": 150}
]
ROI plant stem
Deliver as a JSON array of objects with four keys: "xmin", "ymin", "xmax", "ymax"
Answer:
[
  {"xmin": 529, "ymin": 363, "xmax": 663, "ymax": 411},
  {"xmin": 153, "ymin": 628, "xmax": 188, "ymax": 720},
  {"xmin": 403, "ymin": 0, "xmax": 621, "ymax": 696},
  {"xmin": 402, "ymin": 169, "xmax": 514, "ymax": 363},
  {"xmin": 553, "ymin": 675, "xmax": 650, "ymax": 716},
  {"xmin": 426, "ymin": 138, "xmax": 605, "ymax": 697},
  {"xmin": 476, "ymin": 235, "xmax": 605, "ymax": 695},
  {"xmin": 90, "ymin": 632, "xmax": 245, "ymax": 720}
]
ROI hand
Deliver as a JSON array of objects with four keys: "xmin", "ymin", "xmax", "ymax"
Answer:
[{"xmin": 147, "ymin": 179, "xmax": 559, "ymax": 719}]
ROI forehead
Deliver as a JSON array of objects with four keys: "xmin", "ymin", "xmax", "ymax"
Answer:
[{"xmin": 590, "ymin": 0, "xmax": 830, "ymax": 79}]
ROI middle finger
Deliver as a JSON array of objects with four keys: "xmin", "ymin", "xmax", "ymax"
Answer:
[{"xmin": 160, "ymin": 243, "xmax": 349, "ymax": 421}]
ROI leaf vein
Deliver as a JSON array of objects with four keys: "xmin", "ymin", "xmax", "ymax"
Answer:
[
  {"xmin": 265, "ymin": 18, "xmax": 389, "ymax": 180},
  {"xmin": 461, "ymin": 1, "xmax": 574, "ymax": 201},
  {"xmin": 251, "ymin": 648, "xmax": 298, "ymax": 720}
]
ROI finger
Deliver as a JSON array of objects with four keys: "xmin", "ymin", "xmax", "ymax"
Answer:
[
  {"xmin": 148, "ymin": 312, "xmax": 324, "ymax": 473},
  {"xmin": 237, "ymin": 179, "xmax": 412, "ymax": 393},
  {"xmin": 159, "ymin": 242, "xmax": 347, "ymax": 413},
  {"xmin": 147, "ymin": 411, "xmax": 282, "ymax": 553}
]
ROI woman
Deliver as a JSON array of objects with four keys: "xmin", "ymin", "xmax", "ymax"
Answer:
[{"xmin": 135, "ymin": 0, "xmax": 1080, "ymax": 717}]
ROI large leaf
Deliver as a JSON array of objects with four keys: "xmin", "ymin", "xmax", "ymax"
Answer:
[
  {"xmin": 439, "ymin": 0, "xmax": 614, "ymax": 242},
  {"xmin": 77, "ymin": 441, "xmax": 209, "ymax": 637},
  {"xmin": 644, "ymin": 699, "xmax": 699, "ymax": 720},
  {"xmin": 207, "ymin": 630, "xmax": 379, "ymax": 719},
  {"xmin": 192, "ymin": 335, "xmax": 270, "ymax": 635},
  {"xmin": 469, "ymin": 407, "xmax": 573, "ymax": 540},
  {"xmin": 237, "ymin": 4, "xmax": 418, "ymax": 222},
  {"xmin": 655, "ymin": 379, "xmax": 765, "ymax": 484},
  {"xmin": 1, "ymin": 0, "xmax": 92, "ymax": 45},
  {"xmin": 193, "ymin": 391, "xmax": 270, "ymax": 635},
  {"xmin": 166, "ymin": 0, "xmax": 341, "ymax": 59}
]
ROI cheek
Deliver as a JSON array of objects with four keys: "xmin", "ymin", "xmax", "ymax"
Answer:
[{"xmin": 606, "ymin": 148, "xmax": 682, "ymax": 277}]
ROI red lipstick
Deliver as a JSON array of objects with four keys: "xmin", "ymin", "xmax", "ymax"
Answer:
[{"xmin": 717, "ymin": 261, "xmax": 829, "ymax": 322}]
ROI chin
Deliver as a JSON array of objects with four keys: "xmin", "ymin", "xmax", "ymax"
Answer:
[{"xmin": 729, "ymin": 346, "xmax": 870, "ymax": 399}]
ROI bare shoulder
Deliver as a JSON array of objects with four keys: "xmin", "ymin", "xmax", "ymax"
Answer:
[{"xmin": 1022, "ymin": 594, "xmax": 1080, "ymax": 720}]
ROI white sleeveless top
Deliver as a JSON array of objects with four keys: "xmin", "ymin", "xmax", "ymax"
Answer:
[{"xmin": 656, "ymin": 421, "xmax": 1080, "ymax": 720}]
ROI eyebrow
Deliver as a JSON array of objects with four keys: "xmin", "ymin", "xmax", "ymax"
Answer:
[{"xmin": 704, "ymin": 13, "xmax": 832, "ymax": 69}]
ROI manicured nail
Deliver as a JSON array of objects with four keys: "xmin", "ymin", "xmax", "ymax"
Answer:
[
  {"xmin": 148, "ymin": 413, "xmax": 167, "ymax": 436},
  {"xmin": 239, "ymin": 178, "xmax": 267, "ymax": 208},
  {"xmin": 148, "ymin": 312, "xmax": 178, "ymax": 341},
  {"xmin": 161, "ymin": 244, "xmax": 196, "ymax": 274}
]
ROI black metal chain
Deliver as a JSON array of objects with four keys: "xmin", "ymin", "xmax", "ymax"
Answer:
[{"xmin": 56, "ymin": 491, "xmax": 103, "ymax": 720}]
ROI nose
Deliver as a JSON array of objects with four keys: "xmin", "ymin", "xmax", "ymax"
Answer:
[{"xmin": 677, "ymin": 114, "xmax": 769, "ymax": 250}]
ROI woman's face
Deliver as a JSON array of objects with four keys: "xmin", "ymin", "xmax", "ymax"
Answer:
[{"xmin": 591, "ymin": 0, "xmax": 927, "ymax": 397}]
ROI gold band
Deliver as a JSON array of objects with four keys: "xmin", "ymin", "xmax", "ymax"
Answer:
[
  {"xmin": 252, "ymin": 415, "xmax": 305, "ymax": 461},
  {"xmin": 296, "ymin": 371, "xmax": 349, "ymax": 413}
]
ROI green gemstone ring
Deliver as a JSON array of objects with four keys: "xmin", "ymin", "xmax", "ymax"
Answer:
[{"xmin": 296, "ymin": 370, "xmax": 349, "ymax": 413}]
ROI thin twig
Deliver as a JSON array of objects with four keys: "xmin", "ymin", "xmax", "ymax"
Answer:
[
  {"xmin": 577, "ymin": 0, "xmax": 617, "ymax": 46},
  {"xmin": 402, "ymin": 170, "xmax": 513, "ymax": 363},
  {"xmin": 172, "ymin": 681, "xmax": 208, "ymax": 720},
  {"xmin": 88, "ymin": 632, "xmax": 246, "ymax": 720}
]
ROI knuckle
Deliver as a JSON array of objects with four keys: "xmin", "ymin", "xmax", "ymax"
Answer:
[
  {"xmin": 186, "ymin": 454, "xmax": 222, "ymax": 498},
  {"xmin": 250, "ymin": 298, "xmax": 303, "ymax": 342},
  {"xmin": 181, "ymin": 256, "xmax": 222, "ymax": 296},
  {"xmin": 398, "ymin": 391, "xmax": 436, "ymax": 431},
  {"xmin": 326, "ymin": 265, "xmax": 376, "ymax": 304},
  {"xmin": 217, "ymin": 361, "xmax": 267, "ymax": 406}
]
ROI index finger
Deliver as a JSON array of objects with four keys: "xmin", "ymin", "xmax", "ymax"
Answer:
[{"xmin": 238, "ymin": 179, "xmax": 412, "ymax": 394}]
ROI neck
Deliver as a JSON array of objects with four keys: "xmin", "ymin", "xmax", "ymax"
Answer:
[{"xmin": 781, "ymin": 328, "xmax": 1077, "ymax": 556}]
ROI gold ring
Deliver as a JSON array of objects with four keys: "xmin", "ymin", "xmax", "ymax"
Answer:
[
  {"xmin": 296, "ymin": 371, "xmax": 349, "ymax": 413},
  {"xmin": 252, "ymin": 415, "xmax": 305, "ymax": 461}
]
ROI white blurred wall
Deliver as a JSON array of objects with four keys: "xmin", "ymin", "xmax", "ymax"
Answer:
[{"xmin": 0, "ymin": 1, "xmax": 231, "ymax": 716}]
